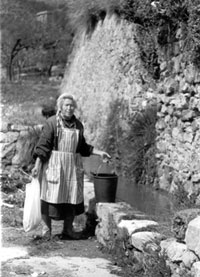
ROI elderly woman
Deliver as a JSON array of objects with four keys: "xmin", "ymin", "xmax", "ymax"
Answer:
[{"xmin": 32, "ymin": 93, "xmax": 110, "ymax": 240}]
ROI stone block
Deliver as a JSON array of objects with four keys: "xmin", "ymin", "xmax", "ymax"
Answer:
[
  {"xmin": 0, "ymin": 132, "xmax": 7, "ymax": 143},
  {"xmin": 194, "ymin": 72, "xmax": 200, "ymax": 83},
  {"xmin": 172, "ymin": 56, "xmax": 181, "ymax": 74},
  {"xmin": 184, "ymin": 64, "xmax": 196, "ymax": 84},
  {"xmin": 191, "ymin": 173, "xmax": 200, "ymax": 183},
  {"xmin": 2, "ymin": 131, "xmax": 19, "ymax": 143},
  {"xmin": 192, "ymin": 262, "xmax": 200, "ymax": 277},
  {"xmin": 12, "ymin": 128, "xmax": 40, "ymax": 167},
  {"xmin": 118, "ymin": 219, "xmax": 158, "ymax": 236},
  {"xmin": 170, "ymin": 94, "xmax": 188, "ymax": 110},
  {"xmin": 96, "ymin": 202, "xmax": 147, "ymax": 224},
  {"xmin": 160, "ymin": 238, "xmax": 187, "ymax": 262},
  {"xmin": 185, "ymin": 216, "xmax": 200, "ymax": 257},
  {"xmin": 182, "ymin": 250, "xmax": 198, "ymax": 269},
  {"xmin": 0, "ymin": 122, "xmax": 10, "ymax": 132},
  {"xmin": 131, "ymin": 231, "xmax": 164, "ymax": 252},
  {"xmin": 95, "ymin": 202, "xmax": 148, "ymax": 247},
  {"xmin": 1, "ymin": 143, "xmax": 16, "ymax": 163},
  {"xmin": 181, "ymin": 110, "xmax": 195, "ymax": 122}
]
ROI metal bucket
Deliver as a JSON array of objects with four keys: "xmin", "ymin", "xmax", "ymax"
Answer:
[{"xmin": 92, "ymin": 172, "xmax": 118, "ymax": 203}]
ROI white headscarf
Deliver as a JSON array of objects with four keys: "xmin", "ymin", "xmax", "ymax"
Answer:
[{"xmin": 56, "ymin": 93, "xmax": 77, "ymax": 114}]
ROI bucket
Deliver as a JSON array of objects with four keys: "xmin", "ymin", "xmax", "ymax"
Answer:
[{"xmin": 92, "ymin": 162, "xmax": 118, "ymax": 202}]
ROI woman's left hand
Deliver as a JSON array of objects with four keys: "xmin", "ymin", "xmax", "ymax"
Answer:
[
  {"xmin": 100, "ymin": 151, "xmax": 111, "ymax": 163},
  {"xmin": 92, "ymin": 148, "xmax": 111, "ymax": 162}
]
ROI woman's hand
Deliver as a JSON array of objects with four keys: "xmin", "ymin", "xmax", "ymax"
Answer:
[
  {"xmin": 31, "ymin": 158, "xmax": 41, "ymax": 178},
  {"xmin": 31, "ymin": 166, "xmax": 40, "ymax": 178},
  {"xmin": 100, "ymin": 151, "xmax": 111, "ymax": 163},
  {"xmin": 92, "ymin": 148, "xmax": 111, "ymax": 162}
]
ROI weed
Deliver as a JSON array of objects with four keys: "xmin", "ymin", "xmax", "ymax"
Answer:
[
  {"xmin": 173, "ymin": 179, "xmax": 198, "ymax": 208},
  {"xmin": 125, "ymin": 104, "xmax": 157, "ymax": 186}
]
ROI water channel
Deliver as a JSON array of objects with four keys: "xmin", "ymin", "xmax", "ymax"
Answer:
[{"xmin": 83, "ymin": 156, "xmax": 175, "ymax": 234}]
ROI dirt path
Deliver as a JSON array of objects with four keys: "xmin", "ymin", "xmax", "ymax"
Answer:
[
  {"xmin": 1, "ymin": 219, "xmax": 121, "ymax": 277},
  {"xmin": 1, "ymin": 178, "xmax": 122, "ymax": 277}
]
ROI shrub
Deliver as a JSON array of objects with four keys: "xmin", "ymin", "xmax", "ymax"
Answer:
[
  {"xmin": 187, "ymin": 0, "xmax": 200, "ymax": 67},
  {"xmin": 125, "ymin": 104, "xmax": 157, "ymax": 185},
  {"xmin": 173, "ymin": 179, "xmax": 199, "ymax": 208}
]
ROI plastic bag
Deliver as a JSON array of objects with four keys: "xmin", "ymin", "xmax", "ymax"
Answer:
[{"xmin": 23, "ymin": 177, "xmax": 42, "ymax": 232}]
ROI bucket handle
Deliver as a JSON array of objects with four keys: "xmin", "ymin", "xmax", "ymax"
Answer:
[{"xmin": 95, "ymin": 159, "xmax": 116, "ymax": 176}]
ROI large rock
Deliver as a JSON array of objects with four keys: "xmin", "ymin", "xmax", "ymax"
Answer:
[
  {"xmin": 192, "ymin": 262, "xmax": 200, "ymax": 277},
  {"xmin": 185, "ymin": 216, "xmax": 200, "ymax": 257},
  {"xmin": 182, "ymin": 251, "xmax": 198, "ymax": 269},
  {"xmin": 131, "ymin": 231, "xmax": 164, "ymax": 252},
  {"xmin": 160, "ymin": 238, "xmax": 188, "ymax": 262}
]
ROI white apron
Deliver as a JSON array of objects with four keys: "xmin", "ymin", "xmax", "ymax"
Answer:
[{"xmin": 40, "ymin": 127, "xmax": 84, "ymax": 204}]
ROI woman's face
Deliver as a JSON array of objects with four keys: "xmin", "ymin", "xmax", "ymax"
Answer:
[{"xmin": 61, "ymin": 98, "xmax": 75, "ymax": 119}]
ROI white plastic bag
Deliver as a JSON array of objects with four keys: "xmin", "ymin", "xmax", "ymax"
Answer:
[{"xmin": 23, "ymin": 177, "xmax": 42, "ymax": 232}]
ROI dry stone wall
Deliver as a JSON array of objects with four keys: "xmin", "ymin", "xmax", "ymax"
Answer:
[
  {"xmin": 156, "ymin": 32, "xmax": 200, "ymax": 199},
  {"xmin": 61, "ymin": 15, "xmax": 156, "ymax": 147},
  {"xmin": 0, "ymin": 123, "xmax": 42, "ymax": 172},
  {"xmin": 61, "ymin": 15, "xmax": 200, "ymax": 200},
  {"xmin": 95, "ymin": 202, "xmax": 200, "ymax": 277}
]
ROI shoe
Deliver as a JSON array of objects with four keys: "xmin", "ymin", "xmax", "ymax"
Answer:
[
  {"xmin": 32, "ymin": 230, "xmax": 51, "ymax": 242},
  {"xmin": 54, "ymin": 231, "xmax": 88, "ymax": 240}
]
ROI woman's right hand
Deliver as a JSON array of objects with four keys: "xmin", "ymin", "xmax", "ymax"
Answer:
[
  {"xmin": 31, "ymin": 157, "xmax": 42, "ymax": 178},
  {"xmin": 31, "ymin": 165, "xmax": 40, "ymax": 178}
]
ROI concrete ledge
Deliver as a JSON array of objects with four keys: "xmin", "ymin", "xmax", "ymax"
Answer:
[{"xmin": 95, "ymin": 202, "xmax": 161, "ymax": 248}]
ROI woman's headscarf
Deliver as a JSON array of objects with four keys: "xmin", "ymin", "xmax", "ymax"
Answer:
[{"xmin": 56, "ymin": 93, "xmax": 77, "ymax": 114}]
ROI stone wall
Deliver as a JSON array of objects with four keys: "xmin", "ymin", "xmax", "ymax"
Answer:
[
  {"xmin": 61, "ymin": 15, "xmax": 156, "ymax": 147},
  {"xmin": 61, "ymin": 15, "xmax": 200, "ymax": 200},
  {"xmin": 0, "ymin": 123, "xmax": 42, "ymax": 172},
  {"xmin": 95, "ymin": 202, "xmax": 200, "ymax": 277},
  {"xmin": 156, "ymin": 27, "xmax": 200, "ymax": 199}
]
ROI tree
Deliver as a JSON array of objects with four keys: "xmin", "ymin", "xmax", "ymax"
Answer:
[
  {"xmin": 1, "ymin": 0, "xmax": 73, "ymax": 80},
  {"xmin": 1, "ymin": 0, "xmax": 41, "ymax": 79}
]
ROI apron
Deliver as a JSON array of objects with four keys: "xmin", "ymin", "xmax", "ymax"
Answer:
[{"xmin": 40, "ymin": 127, "xmax": 84, "ymax": 204}]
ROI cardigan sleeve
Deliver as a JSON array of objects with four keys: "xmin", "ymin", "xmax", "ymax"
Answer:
[
  {"xmin": 79, "ymin": 133, "xmax": 94, "ymax": 157},
  {"xmin": 76, "ymin": 120, "xmax": 93, "ymax": 157},
  {"xmin": 33, "ymin": 119, "xmax": 55, "ymax": 163}
]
